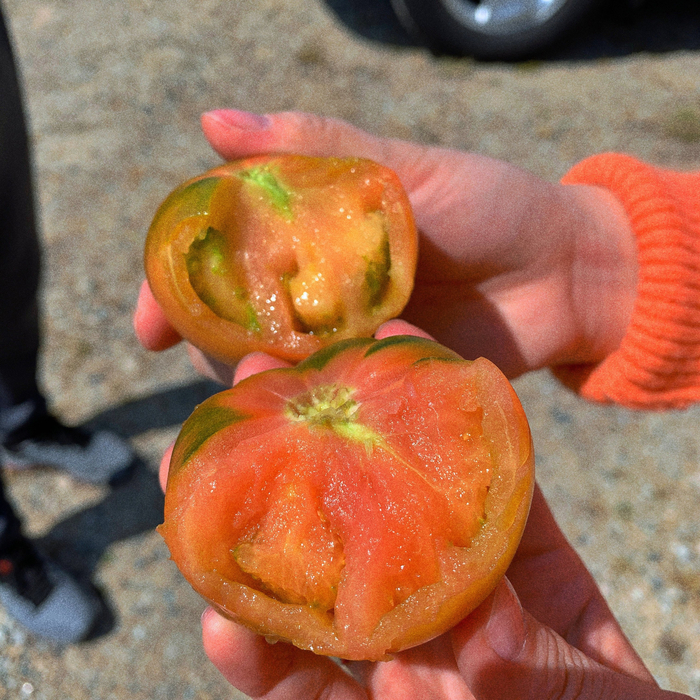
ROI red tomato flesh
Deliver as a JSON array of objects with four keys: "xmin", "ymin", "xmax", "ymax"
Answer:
[{"xmin": 159, "ymin": 336, "xmax": 534, "ymax": 660}]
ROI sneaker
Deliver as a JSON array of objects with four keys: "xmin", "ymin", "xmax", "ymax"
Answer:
[
  {"xmin": 0, "ymin": 535, "xmax": 97, "ymax": 643},
  {"xmin": 1, "ymin": 412, "xmax": 135, "ymax": 485}
]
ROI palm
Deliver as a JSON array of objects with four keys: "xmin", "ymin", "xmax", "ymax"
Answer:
[
  {"xmin": 503, "ymin": 487, "xmax": 651, "ymax": 680},
  {"xmin": 372, "ymin": 148, "xmax": 571, "ymax": 377}
]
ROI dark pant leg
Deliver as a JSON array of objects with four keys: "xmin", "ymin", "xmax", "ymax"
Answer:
[
  {"xmin": 0, "ymin": 10, "xmax": 31, "ymax": 542},
  {"xmin": 0, "ymin": 10, "xmax": 43, "ymax": 423},
  {"xmin": 0, "ymin": 475, "xmax": 22, "ymax": 550}
]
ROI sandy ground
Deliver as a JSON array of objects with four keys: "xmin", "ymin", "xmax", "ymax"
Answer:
[{"xmin": 1, "ymin": 0, "xmax": 700, "ymax": 696}]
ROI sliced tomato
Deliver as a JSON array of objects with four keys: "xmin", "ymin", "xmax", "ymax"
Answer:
[
  {"xmin": 159, "ymin": 336, "xmax": 534, "ymax": 660},
  {"xmin": 144, "ymin": 155, "xmax": 418, "ymax": 363}
]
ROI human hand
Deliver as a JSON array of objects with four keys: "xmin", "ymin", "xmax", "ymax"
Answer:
[
  {"xmin": 139, "ymin": 112, "xmax": 667, "ymax": 696},
  {"xmin": 153, "ymin": 319, "xmax": 685, "ymax": 700},
  {"xmin": 135, "ymin": 109, "xmax": 638, "ymax": 380},
  {"xmin": 159, "ymin": 434, "xmax": 682, "ymax": 699},
  {"xmin": 196, "ymin": 486, "xmax": 688, "ymax": 700}
]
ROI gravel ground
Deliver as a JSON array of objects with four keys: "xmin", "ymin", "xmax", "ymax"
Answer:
[{"xmin": 2, "ymin": 0, "xmax": 700, "ymax": 697}]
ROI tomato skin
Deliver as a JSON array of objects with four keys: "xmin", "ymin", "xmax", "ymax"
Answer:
[
  {"xmin": 160, "ymin": 336, "xmax": 534, "ymax": 661},
  {"xmin": 144, "ymin": 155, "xmax": 418, "ymax": 364}
]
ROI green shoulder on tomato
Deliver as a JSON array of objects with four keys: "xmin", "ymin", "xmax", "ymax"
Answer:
[
  {"xmin": 159, "ymin": 335, "xmax": 534, "ymax": 661},
  {"xmin": 144, "ymin": 155, "xmax": 418, "ymax": 364}
]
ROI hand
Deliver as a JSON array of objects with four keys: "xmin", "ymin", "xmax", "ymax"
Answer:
[
  {"xmin": 139, "ymin": 114, "xmax": 666, "ymax": 697},
  {"xmin": 153, "ymin": 320, "xmax": 685, "ymax": 700},
  {"xmin": 198, "ymin": 487, "xmax": 687, "ymax": 700},
  {"xmin": 135, "ymin": 109, "xmax": 638, "ymax": 380}
]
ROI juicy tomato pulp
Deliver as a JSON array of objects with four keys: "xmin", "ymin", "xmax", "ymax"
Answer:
[
  {"xmin": 159, "ymin": 336, "xmax": 534, "ymax": 660},
  {"xmin": 144, "ymin": 155, "xmax": 418, "ymax": 363}
]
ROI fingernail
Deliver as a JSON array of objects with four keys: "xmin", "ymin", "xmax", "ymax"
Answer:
[
  {"xmin": 201, "ymin": 606, "xmax": 215, "ymax": 626},
  {"xmin": 204, "ymin": 109, "xmax": 271, "ymax": 130},
  {"xmin": 486, "ymin": 578, "xmax": 526, "ymax": 660}
]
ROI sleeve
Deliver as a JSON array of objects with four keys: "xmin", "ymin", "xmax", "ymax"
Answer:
[{"xmin": 554, "ymin": 153, "xmax": 700, "ymax": 411}]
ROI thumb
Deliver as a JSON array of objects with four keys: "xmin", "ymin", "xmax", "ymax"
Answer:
[
  {"xmin": 199, "ymin": 109, "xmax": 510, "ymax": 220},
  {"xmin": 200, "ymin": 108, "xmax": 433, "ymax": 178},
  {"xmin": 451, "ymin": 578, "xmax": 688, "ymax": 700},
  {"xmin": 199, "ymin": 109, "xmax": 530, "ymax": 256}
]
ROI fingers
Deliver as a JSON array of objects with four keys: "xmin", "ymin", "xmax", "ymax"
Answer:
[
  {"xmin": 508, "ymin": 486, "xmax": 653, "ymax": 682},
  {"xmin": 186, "ymin": 345, "xmax": 237, "ymax": 386},
  {"xmin": 200, "ymin": 109, "xmax": 500, "ymax": 246},
  {"xmin": 451, "ymin": 579, "xmax": 687, "ymax": 700},
  {"xmin": 374, "ymin": 319, "xmax": 435, "ymax": 342},
  {"xmin": 201, "ymin": 608, "xmax": 367, "ymax": 700},
  {"xmin": 159, "ymin": 442, "xmax": 174, "ymax": 492},
  {"xmin": 233, "ymin": 352, "xmax": 292, "ymax": 384},
  {"xmin": 201, "ymin": 609, "xmax": 475, "ymax": 700},
  {"xmin": 361, "ymin": 634, "xmax": 476, "ymax": 700},
  {"xmin": 133, "ymin": 280, "xmax": 181, "ymax": 351}
]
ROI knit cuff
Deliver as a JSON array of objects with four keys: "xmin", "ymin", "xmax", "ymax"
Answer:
[{"xmin": 555, "ymin": 153, "xmax": 700, "ymax": 410}]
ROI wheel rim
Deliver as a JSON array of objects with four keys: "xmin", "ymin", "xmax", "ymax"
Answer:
[{"xmin": 440, "ymin": 0, "xmax": 571, "ymax": 35}]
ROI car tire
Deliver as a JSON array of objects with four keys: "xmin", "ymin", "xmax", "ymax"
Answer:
[{"xmin": 390, "ymin": 0, "xmax": 602, "ymax": 60}]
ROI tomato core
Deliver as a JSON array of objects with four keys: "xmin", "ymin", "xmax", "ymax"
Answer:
[{"xmin": 286, "ymin": 384, "xmax": 359, "ymax": 428}]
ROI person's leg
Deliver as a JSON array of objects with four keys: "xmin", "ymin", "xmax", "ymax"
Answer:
[
  {"xmin": 0, "ymin": 474, "xmax": 99, "ymax": 643},
  {"xmin": 0, "ymin": 14, "xmax": 134, "ymax": 484},
  {"xmin": 0, "ymin": 8, "xmax": 43, "ymax": 426},
  {"xmin": 0, "ymin": 476, "xmax": 50, "ymax": 610},
  {"xmin": 0, "ymin": 9, "xmax": 100, "ymax": 643},
  {"xmin": 0, "ymin": 472, "xmax": 23, "ymax": 550}
]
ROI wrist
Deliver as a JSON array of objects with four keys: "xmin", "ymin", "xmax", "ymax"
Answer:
[{"xmin": 559, "ymin": 182, "xmax": 639, "ymax": 365}]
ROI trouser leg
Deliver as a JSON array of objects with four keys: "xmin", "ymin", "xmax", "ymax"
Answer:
[
  {"xmin": 0, "ymin": 475, "xmax": 23, "ymax": 551},
  {"xmin": 0, "ymin": 10, "xmax": 44, "ymax": 437}
]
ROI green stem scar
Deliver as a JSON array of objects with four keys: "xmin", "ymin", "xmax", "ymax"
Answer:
[
  {"xmin": 285, "ymin": 385, "xmax": 379, "ymax": 446},
  {"xmin": 283, "ymin": 381, "xmax": 463, "ymax": 497},
  {"xmin": 239, "ymin": 166, "xmax": 293, "ymax": 219}
]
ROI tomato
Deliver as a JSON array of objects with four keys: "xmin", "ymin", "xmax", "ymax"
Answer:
[
  {"xmin": 159, "ymin": 335, "xmax": 534, "ymax": 660},
  {"xmin": 144, "ymin": 155, "xmax": 418, "ymax": 364}
]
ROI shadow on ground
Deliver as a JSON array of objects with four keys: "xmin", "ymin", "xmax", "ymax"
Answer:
[
  {"xmin": 36, "ymin": 379, "xmax": 220, "ymax": 639},
  {"xmin": 323, "ymin": 0, "xmax": 700, "ymax": 60},
  {"xmin": 86, "ymin": 379, "xmax": 221, "ymax": 438}
]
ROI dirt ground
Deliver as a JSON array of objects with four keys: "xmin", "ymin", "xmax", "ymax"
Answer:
[{"xmin": 1, "ymin": 0, "xmax": 700, "ymax": 696}]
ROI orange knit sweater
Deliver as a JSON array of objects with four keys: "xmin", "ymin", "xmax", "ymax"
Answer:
[{"xmin": 557, "ymin": 153, "xmax": 700, "ymax": 411}]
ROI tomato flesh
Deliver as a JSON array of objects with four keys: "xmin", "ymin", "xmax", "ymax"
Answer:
[
  {"xmin": 160, "ymin": 336, "xmax": 534, "ymax": 660},
  {"xmin": 144, "ymin": 156, "xmax": 417, "ymax": 363}
]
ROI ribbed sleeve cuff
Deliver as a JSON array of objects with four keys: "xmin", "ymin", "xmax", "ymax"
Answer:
[{"xmin": 556, "ymin": 153, "xmax": 700, "ymax": 410}]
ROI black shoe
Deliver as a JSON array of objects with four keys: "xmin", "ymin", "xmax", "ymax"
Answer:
[
  {"xmin": 1, "ymin": 409, "xmax": 134, "ymax": 485},
  {"xmin": 0, "ymin": 535, "xmax": 97, "ymax": 643}
]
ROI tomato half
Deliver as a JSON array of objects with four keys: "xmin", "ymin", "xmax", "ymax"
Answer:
[
  {"xmin": 159, "ymin": 336, "xmax": 534, "ymax": 660},
  {"xmin": 144, "ymin": 155, "xmax": 418, "ymax": 363}
]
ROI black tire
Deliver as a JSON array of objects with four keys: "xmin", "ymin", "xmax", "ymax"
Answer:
[{"xmin": 390, "ymin": 0, "xmax": 602, "ymax": 60}]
